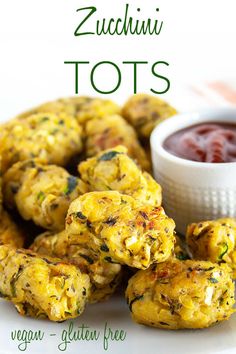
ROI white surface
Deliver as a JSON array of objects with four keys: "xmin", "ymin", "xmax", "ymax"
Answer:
[
  {"xmin": 1, "ymin": 294, "xmax": 236, "ymax": 354},
  {"xmin": 151, "ymin": 108, "xmax": 236, "ymax": 234}
]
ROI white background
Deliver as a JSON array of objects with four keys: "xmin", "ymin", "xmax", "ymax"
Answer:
[{"xmin": 0, "ymin": 0, "xmax": 236, "ymax": 120}]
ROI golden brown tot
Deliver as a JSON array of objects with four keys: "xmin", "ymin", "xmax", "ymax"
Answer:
[
  {"xmin": 30, "ymin": 230, "xmax": 122, "ymax": 303},
  {"xmin": 122, "ymin": 93, "xmax": 177, "ymax": 139},
  {"xmin": 79, "ymin": 146, "xmax": 162, "ymax": 207},
  {"xmin": 16, "ymin": 96, "xmax": 120, "ymax": 126},
  {"xmin": 0, "ymin": 245, "xmax": 90, "ymax": 321},
  {"xmin": 0, "ymin": 112, "xmax": 83, "ymax": 172},
  {"xmin": 3, "ymin": 160, "xmax": 88, "ymax": 231},
  {"xmin": 126, "ymin": 259, "xmax": 235, "ymax": 329},
  {"xmin": 84, "ymin": 115, "xmax": 150, "ymax": 171},
  {"xmin": 66, "ymin": 191, "xmax": 175, "ymax": 269},
  {"xmin": 187, "ymin": 218, "xmax": 236, "ymax": 278}
]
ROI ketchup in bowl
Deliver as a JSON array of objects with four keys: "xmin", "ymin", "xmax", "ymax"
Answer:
[{"xmin": 163, "ymin": 123, "xmax": 236, "ymax": 163}]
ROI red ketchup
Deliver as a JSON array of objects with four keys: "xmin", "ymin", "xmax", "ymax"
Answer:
[{"xmin": 163, "ymin": 123, "xmax": 236, "ymax": 163}]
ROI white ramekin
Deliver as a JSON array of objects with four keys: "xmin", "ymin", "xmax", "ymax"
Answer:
[{"xmin": 150, "ymin": 108, "xmax": 236, "ymax": 235}]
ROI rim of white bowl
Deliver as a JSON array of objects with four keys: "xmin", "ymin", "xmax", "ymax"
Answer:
[{"xmin": 150, "ymin": 107, "xmax": 236, "ymax": 170}]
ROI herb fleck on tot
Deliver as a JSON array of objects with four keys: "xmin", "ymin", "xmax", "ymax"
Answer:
[
  {"xmin": 104, "ymin": 217, "xmax": 117, "ymax": 226},
  {"xmin": 76, "ymin": 211, "xmax": 87, "ymax": 219},
  {"xmin": 98, "ymin": 151, "xmax": 121, "ymax": 161},
  {"xmin": 208, "ymin": 277, "xmax": 219, "ymax": 284},
  {"xmin": 37, "ymin": 191, "xmax": 45, "ymax": 203},
  {"xmin": 176, "ymin": 252, "xmax": 189, "ymax": 261},
  {"xmin": 64, "ymin": 176, "xmax": 78, "ymax": 195},
  {"xmin": 100, "ymin": 244, "xmax": 109, "ymax": 252},
  {"xmin": 218, "ymin": 243, "xmax": 228, "ymax": 260},
  {"xmin": 41, "ymin": 116, "xmax": 49, "ymax": 122},
  {"xmin": 79, "ymin": 254, "xmax": 94, "ymax": 265},
  {"xmin": 104, "ymin": 256, "xmax": 117, "ymax": 264}
]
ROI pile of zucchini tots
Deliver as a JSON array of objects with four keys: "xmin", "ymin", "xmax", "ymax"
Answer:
[{"xmin": 0, "ymin": 94, "xmax": 235, "ymax": 330}]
